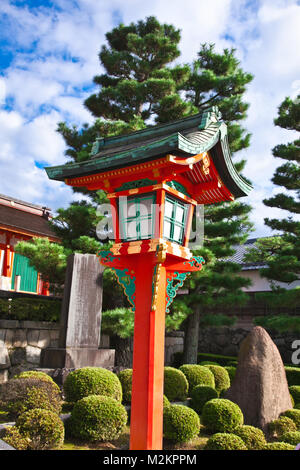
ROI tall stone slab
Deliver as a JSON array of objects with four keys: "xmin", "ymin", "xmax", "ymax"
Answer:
[
  {"xmin": 225, "ymin": 326, "xmax": 292, "ymax": 433},
  {"xmin": 41, "ymin": 253, "xmax": 115, "ymax": 369}
]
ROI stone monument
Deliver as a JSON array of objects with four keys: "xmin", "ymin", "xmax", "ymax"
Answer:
[
  {"xmin": 225, "ymin": 326, "xmax": 292, "ymax": 433},
  {"xmin": 41, "ymin": 253, "xmax": 115, "ymax": 369}
]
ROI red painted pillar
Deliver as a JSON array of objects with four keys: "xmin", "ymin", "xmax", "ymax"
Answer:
[{"xmin": 129, "ymin": 256, "xmax": 166, "ymax": 450}]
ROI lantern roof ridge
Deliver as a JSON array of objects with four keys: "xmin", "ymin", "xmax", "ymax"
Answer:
[
  {"xmin": 45, "ymin": 107, "xmax": 252, "ymax": 201},
  {"xmin": 90, "ymin": 106, "xmax": 221, "ymax": 157}
]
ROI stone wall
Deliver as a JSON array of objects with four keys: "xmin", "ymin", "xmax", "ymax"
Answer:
[
  {"xmin": 198, "ymin": 326, "xmax": 299, "ymax": 364},
  {"xmin": 0, "ymin": 320, "xmax": 60, "ymax": 382},
  {"xmin": 0, "ymin": 319, "xmax": 184, "ymax": 382},
  {"xmin": 164, "ymin": 331, "xmax": 184, "ymax": 366}
]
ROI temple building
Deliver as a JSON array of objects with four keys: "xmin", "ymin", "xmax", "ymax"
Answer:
[{"xmin": 0, "ymin": 194, "xmax": 59, "ymax": 295}]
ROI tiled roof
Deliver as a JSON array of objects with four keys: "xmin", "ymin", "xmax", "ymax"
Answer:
[
  {"xmin": 225, "ymin": 237, "xmax": 280, "ymax": 270},
  {"xmin": 0, "ymin": 203, "xmax": 59, "ymax": 240},
  {"xmin": 45, "ymin": 107, "xmax": 252, "ymax": 201}
]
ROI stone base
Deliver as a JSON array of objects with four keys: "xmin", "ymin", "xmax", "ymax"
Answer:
[{"xmin": 40, "ymin": 347, "xmax": 115, "ymax": 369}]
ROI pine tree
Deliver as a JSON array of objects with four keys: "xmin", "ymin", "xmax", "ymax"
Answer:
[
  {"xmin": 54, "ymin": 19, "xmax": 254, "ymax": 361},
  {"xmin": 176, "ymin": 45, "xmax": 253, "ymax": 363},
  {"xmin": 244, "ymin": 96, "xmax": 300, "ymax": 292},
  {"xmin": 84, "ymin": 16, "xmax": 192, "ymax": 123}
]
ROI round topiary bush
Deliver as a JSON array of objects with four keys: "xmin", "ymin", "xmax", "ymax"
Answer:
[
  {"xmin": 206, "ymin": 365, "xmax": 230, "ymax": 394},
  {"xmin": 163, "ymin": 404, "xmax": 200, "ymax": 443},
  {"xmin": 117, "ymin": 369, "xmax": 132, "ymax": 405},
  {"xmin": 268, "ymin": 416, "xmax": 297, "ymax": 438},
  {"xmin": 189, "ymin": 385, "xmax": 218, "ymax": 415},
  {"xmin": 14, "ymin": 371, "xmax": 59, "ymax": 391},
  {"xmin": 204, "ymin": 433, "xmax": 247, "ymax": 450},
  {"xmin": 202, "ymin": 398, "xmax": 244, "ymax": 433},
  {"xmin": 164, "ymin": 367, "xmax": 189, "ymax": 402},
  {"xmin": 233, "ymin": 425, "xmax": 267, "ymax": 450},
  {"xmin": 16, "ymin": 408, "xmax": 65, "ymax": 450},
  {"xmin": 68, "ymin": 395, "xmax": 127, "ymax": 442},
  {"xmin": 179, "ymin": 365, "xmax": 215, "ymax": 394},
  {"xmin": 289, "ymin": 385, "xmax": 300, "ymax": 402},
  {"xmin": 281, "ymin": 409, "xmax": 300, "ymax": 429},
  {"xmin": 265, "ymin": 442, "xmax": 295, "ymax": 450},
  {"xmin": 163, "ymin": 395, "xmax": 171, "ymax": 409},
  {"xmin": 224, "ymin": 366, "xmax": 236, "ymax": 384},
  {"xmin": 63, "ymin": 367, "xmax": 122, "ymax": 403},
  {"xmin": 281, "ymin": 430, "xmax": 300, "ymax": 446},
  {"xmin": 3, "ymin": 426, "xmax": 31, "ymax": 450},
  {"xmin": 0, "ymin": 378, "xmax": 62, "ymax": 419}
]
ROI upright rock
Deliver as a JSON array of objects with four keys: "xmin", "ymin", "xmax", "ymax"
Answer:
[{"xmin": 225, "ymin": 326, "xmax": 292, "ymax": 433}]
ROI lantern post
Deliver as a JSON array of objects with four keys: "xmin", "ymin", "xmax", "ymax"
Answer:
[{"xmin": 45, "ymin": 108, "xmax": 252, "ymax": 451}]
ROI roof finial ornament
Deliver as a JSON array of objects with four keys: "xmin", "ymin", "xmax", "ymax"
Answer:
[
  {"xmin": 90, "ymin": 133, "xmax": 104, "ymax": 157},
  {"xmin": 198, "ymin": 106, "xmax": 222, "ymax": 129}
]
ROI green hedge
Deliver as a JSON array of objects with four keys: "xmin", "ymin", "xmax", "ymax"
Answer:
[
  {"xmin": 198, "ymin": 353, "xmax": 238, "ymax": 367},
  {"xmin": 172, "ymin": 352, "xmax": 238, "ymax": 368},
  {"xmin": 0, "ymin": 297, "xmax": 61, "ymax": 322},
  {"xmin": 285, "ymin": 367, "xmax": 300, "ymax": 386}
]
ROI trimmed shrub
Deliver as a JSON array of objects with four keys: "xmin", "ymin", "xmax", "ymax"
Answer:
[
  {"xmin": 268, "ymin": 416, "xmax": 297, "ymax": 438},
  {"xmin": 265, "ymin": 442, "xmax": 295, "ymax": 450},
  {"xmin": 281, "ymin": 409, "xmax": 300, "ymax": 429},
  {"xmin": 163, "ymin": 395, "xmax": 171, "ymax": 409},
  {"xmin": 63, "ymin": 367, "xmax": 122, "ymax": 403},
  {"xmin": 199, "ymin": 361, "xmax": 220, "ymax": 366},
  {"xmin": 14, "ymin": 371, "xmax": 60, "ymax": 391},
  {"xmin": 197, "ymin": 353, "xmax": 237, "ymax": 367},
  {"xmin": 233, "ymin": 425, "xmax": 266, "ymax": 450},
  {"xmin": 163, "ymin": 404, "xmax": 200, "ymax": 443},
  {"xmin": 202, "ymin": 398, "xmax": 244, "ymax": 433},
  {"xmin": 204, "ymin": 433, "xmax": 247, "ymax": 450},
  {"xmin": 179, "ymin": 365, "xmax": 215, "ymax": 394},
  {"xmin": 164, "ymin": 367, "xmax": 189, "ymax": 402},
  {"xmin": 289, "ymin": 386, "xmax": 300, "ymax": 405},
  {"xmin": 285, "ymin": 367, "xmax": 300, "ymax": 386},
  {"xmin": 16, "ymin": 408, "xmax": 64, "ymax": 450},
  {"xmin": 189, "ymin": 385, "xmax": 218, "ymax": 415},
  {"xmin": 206, "ymin": 365, "xmax": 230, "ymax": 394},
  {"xmin": 281, "ymin": 431, "xmax": 300, "ymax": 446},
  {"xmin": 225, "ymin": 366, "xmax": 236, "ymax": 384},
  {"xmin": 67, "ymin": 395, "xmax": 127, "ymax": 442},
  {"xmin": 0, "ymin": 297, "xmax": 61, "ymax": 322},
  {"xmin": 3, "ymin": 426, "xmax": 31, "ymax": 450},
  {"xmin": 117, "ymin": 369, "xmax": 132, "ymax": 405},
  {"xmin": 290, "ymin": 395, "xmax": 295, "ymax": 407},
  {"xmin": 0, "ymin": 378, "xmax": 62, "ymax": 419}
]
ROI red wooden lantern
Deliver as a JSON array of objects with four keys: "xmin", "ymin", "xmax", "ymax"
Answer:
[{"xmin": 46, "ymin": 107, "xmax": 251, "ymax": 450}]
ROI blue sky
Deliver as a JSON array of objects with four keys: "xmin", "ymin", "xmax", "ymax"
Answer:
[{"xmin": 0, "ymin": 0, "xmax": 299, "ymax": 237}]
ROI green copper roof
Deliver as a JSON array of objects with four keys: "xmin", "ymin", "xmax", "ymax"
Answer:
[{"xmin": 45, "ymin": 107, "xmax": 252, "ymax": 198}]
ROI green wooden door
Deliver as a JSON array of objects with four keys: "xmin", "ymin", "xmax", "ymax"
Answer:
[{"xmin": 11, "ymin": 253, "xmax": 38, "ymax": 293}]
